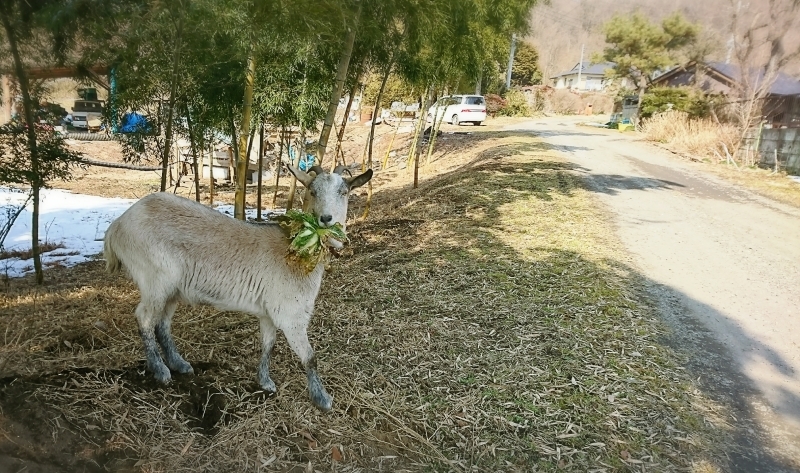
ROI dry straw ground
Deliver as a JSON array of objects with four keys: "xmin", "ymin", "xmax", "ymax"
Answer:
[{"xmin": 0, "ymin": 130, "xmax": 728, "ymax": 472}]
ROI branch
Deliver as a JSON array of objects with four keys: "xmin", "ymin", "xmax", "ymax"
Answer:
[{"xmin": 79, "ymin": 157, "xmax": 161, "ymax": 171}]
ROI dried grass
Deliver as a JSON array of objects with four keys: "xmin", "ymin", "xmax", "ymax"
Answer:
[
  {"xmin": 0, "ymin": 241, "xmax": 65, "ymax": 260},
  {"xmin": 0, "ymin": 132, "xmax": 728, "ymax": 472},
  {"xmin": 640, "ymin": 111, "xmax": 800, "ymax": 209},
  {"xmin": 542, "ymin": 90, "xmax": 613, "ymax": 115},
  {"xmin": 640, "ymin": 112, "xmax": 740, "ymax": 160}
]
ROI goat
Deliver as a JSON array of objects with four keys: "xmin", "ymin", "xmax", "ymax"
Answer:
[{"xmin": 104, "ymin": 164, "xmax": 373, "ymax": 411}]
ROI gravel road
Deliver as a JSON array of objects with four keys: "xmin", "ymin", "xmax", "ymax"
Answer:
[{"xmin": 507, "ymin": 117, "xmax": 800, "ymax": 472}]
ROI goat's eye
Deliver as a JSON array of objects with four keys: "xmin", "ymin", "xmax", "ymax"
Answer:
[{"xmin": 310, "ymin": 190, "xmax": 317, "ymax": 197}]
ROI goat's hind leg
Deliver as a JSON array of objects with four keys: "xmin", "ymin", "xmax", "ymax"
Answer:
[
  {"xmin": 135, "ymin": 298, "xmax": 171, "ymax": 383},
  {"xmin": 257, "ymin": 316, "xmax": 277, "ymax": 393},
  {"xmin": 155, "ymin": 298, "xmax": 194, "ymax": 375}
]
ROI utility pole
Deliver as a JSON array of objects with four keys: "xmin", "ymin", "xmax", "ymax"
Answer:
[
  {"xmin": 505, "ymin": 33, "xmax": 517, "ymax": 90},
  {"xmin": 576, "ymin": 44, "xmax": 585, "ymax": 90}
]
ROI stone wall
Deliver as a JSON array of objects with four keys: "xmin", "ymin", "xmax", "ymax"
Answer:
[{"xmin": 741, "ymin": 127, "xmax": 800, "ymax": 174}]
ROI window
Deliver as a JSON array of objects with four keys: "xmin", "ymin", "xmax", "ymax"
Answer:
[{"xmin": 465, "ymin": 96, "xmax": 485, "ymax": 105}]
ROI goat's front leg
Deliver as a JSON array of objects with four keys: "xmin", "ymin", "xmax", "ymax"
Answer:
[
  {"xmin": 257, "ymin": 316, "xmax": 278, "ymax": 393},
  {"xmin": 281, "ymin": 322, "xmax": 332, "ymax": 412}
]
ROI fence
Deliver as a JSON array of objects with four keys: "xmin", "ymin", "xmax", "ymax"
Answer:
[{"xmin": 740, "ymin": 126, "xmax": 800, "ymax": 174}]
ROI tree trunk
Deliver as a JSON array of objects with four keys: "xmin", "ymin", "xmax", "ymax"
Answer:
[
  {"xmin": 234, "ymin": 51, "xmax": 257, "ymax": 220},
  {"xmin": 256, "ymin": 123, "xmax": 264, "ymax": 221},
  {"xmin": 161, "ymin": 17, "xmax": 183, "ymax": 192},
  {"xmin": 332, "ymin": 73, "xmax": 361, "ymax": 170},
  {"xmin": 426, "ymin": 86, "xmax": 449, "ymax": 165},
  {"xmin": 316, "ymin": 5, "xmax": 361, "ymax": 167},
  {"xmin": 407, "ymin": 90, "xmax": 430, "ymax": 184},
  {"xmin": 287, "ymin": 129, "xmax": 302, "ymax": 211},
  {"xmin": 185, "ymin": 108, "xmax": 201, "ymax": 202},
  {"xmin": 368, "ymin": 61, "xmax": 393, "ymax": 170},
  {"xmin": 208, "ymin": 142, "xmax": 215, "ymax": 206},
  {"xmin": 228, "ymin": 117, "xmax": 238, "ymax": 183},
  {"xmin": 413, "ymin": 90, "xmax": 432, "ymax": 189},
  {"xmin": 1, "ymin": 12, "xmax": 43, "ymax": 283},
  {"xmin": 272, "ymin": 126, "xmax": 285, "ymax": 208},
  {"xmin": 361, "ymin": 60, "xmax": 392, "ymax": 221},
  {"xmin": 381, "ymin": 121, "xmax": 401, "ymax": 169},
  {"xmin": 635, "ymin": 74, "xmax": 646, "ymax": 125}
]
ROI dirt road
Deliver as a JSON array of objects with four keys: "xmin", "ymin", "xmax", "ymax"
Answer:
[{"xmin": 507, "ymin": 117, "xmax": 800, "ymax": 472}]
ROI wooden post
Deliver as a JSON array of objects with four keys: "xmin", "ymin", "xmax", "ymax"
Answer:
[{"xmin": 1, "ymin": 75, "xmax": 12, "ymax": 124}]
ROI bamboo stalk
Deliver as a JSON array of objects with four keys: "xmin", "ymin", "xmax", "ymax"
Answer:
[
  {"xmin": 208, "ymin": 142, "xmax": 215, "ymax": 206},
  {"xmin": 273, "ymin": 126, "xmax": 286, "ymax": 208},
  {"xmin": 234, "ymin": 51, "xmax": 257, "ymax": 220},
  {"xmin": 257, "ymin": 124, "xmax": 265, "ymax": 221},
  {"xmin": 382, "ymin": 121, "xmax": 401, "ymax": 169}
]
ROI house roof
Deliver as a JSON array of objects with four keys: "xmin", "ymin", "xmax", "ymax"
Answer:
[
  {"xmin": 551, "ymin": 62, "xmax": 615, "ymax": 79},
  {"xmin": 652, "ymin": 61, "xmax": 800, "ymax": 96}
]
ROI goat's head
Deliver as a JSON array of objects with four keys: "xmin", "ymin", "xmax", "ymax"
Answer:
[{"xmin": 287, "ymin": 164, "xmax": 372, "ymax": 231}]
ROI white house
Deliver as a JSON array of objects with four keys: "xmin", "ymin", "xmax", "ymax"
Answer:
[{"xmin": 551, "ymin": 62, "xmax": 628, "ymax": 91}]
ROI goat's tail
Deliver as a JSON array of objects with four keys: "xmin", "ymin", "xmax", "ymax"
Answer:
[{"xmin": 103, "ymin": 223, "xmax": 122, "ymax": 273}]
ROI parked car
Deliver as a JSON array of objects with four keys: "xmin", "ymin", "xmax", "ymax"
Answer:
[
  {"xmin": 427, "ymin": 95, "xmax": 487, "ymax": 126},
  {"xmin": 71, "ymin": 99, "xmax": 105, "ymax": 130}
]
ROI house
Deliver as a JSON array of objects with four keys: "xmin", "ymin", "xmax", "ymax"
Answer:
[
  {"xmin": 650, "ymin": 61, "xmax": 800, "ymax": 128},
  {"xmin": 550, "ymin": 62, "xmax": 628, "ymax": 91}
]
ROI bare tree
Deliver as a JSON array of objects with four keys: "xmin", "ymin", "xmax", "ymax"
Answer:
[{"xmin": 729, "ymin": 0, "xmax": 800, "ymax": 162}]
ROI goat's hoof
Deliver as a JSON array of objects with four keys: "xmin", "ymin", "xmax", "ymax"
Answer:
[
  {"xmin": 311, "ymin": 391, "xmax": 333, "ymax": 412},
  {"xmin": 152, "ymin": 365, "xmax": 171, "ymax": 384},
  {"xmin": 259, "ymin": 377, "xmax": 277, "ymax": 393},
  {"xmin": 171, "ymin": 360, "xmax": 194, "ymax": 375}
]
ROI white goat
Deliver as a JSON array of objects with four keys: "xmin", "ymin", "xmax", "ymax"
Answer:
[{"xmin": 104, "ymin": 164, "xmax": 372, "ymax": 411}]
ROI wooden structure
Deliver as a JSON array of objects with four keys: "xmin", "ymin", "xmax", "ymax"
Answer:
[
  {"xmin": 1, "ymin": 65, "xmax": 110, "ymax": 124},
  {"xmin": 651, "ymin": 61, "xmax": 800, "ymax": 128}
]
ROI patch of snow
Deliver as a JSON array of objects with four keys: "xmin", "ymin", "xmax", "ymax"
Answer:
[
  {"xmin": 1, "ymin": 188, "xmax": 278, "ymax": 278},
  {"xmin": 1, "ymin": 187, "xmax": 136, "ymax": 278}
]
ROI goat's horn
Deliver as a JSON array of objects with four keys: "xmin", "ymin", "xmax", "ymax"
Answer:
[
  {"xmin": 333, "ymin": 165, "xmax": 348, "ymax": 175},
  {"xmin": 309, "ymin": 165, "xmax": 325, "ymax": 175}
]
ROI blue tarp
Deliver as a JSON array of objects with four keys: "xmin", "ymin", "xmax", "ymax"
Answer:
[
  {"xmin": 289, "ymin": 144, "xmax": 316, "ymax": 171},
  {"xmin": 119, "ymin": 112, "xmax": 151, "ymax": 133}
]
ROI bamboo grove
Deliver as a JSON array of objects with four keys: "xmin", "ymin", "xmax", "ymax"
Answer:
[{"xmin": 0, "ymin": 0, "xmax": 538, "ymax": 283}]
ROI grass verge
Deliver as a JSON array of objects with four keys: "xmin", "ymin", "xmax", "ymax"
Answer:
[
  {"xmin": 0, "ymin": 133, "xmax": 725, "ymax": 472},
  {"xmin": 640, "ymin": 112, "xmax": 800, "ymax": 209}
]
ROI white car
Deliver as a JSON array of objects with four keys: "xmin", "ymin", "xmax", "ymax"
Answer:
[
  {"xmin": 71, "ymin": 100, "xmax": 104, "ymax": 130},
  {"xmin": 428, "ymin": 95, "xmax": 486, "ymax": 126}
]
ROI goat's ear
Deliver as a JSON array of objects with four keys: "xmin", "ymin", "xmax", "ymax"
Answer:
[
  {"xmin": 286, "ymin": 164, "xmax": 314, "ymax": 187},
  {"xmin": 346, "ymin": 169, "xmax": 373, "ymax": 190}
]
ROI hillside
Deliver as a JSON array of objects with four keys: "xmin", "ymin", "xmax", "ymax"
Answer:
[{"xmin": 527, "ymin": 0, "xmax": 800, "ymax": 84}]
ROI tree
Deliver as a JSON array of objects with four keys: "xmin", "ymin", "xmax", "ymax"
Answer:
[
  {"xmin": 597, "ymin": 11, "xmax": 700, "ymax": 118},
  {"xmin": 511, "ymin": 41, "xmax": 542, "ymax": 86},
  {"xmin": 0, "ymin": 0, "xmax": 85, "ymax": 284},
  {"xmin": 727, "ymin": 0, "xmax": 800, "ymax": 163},
  {"xmin": 640, "ymin": 86, "xmax": 714, "ymax": 119}
]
